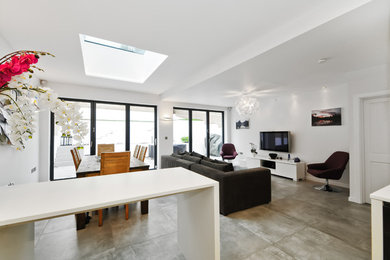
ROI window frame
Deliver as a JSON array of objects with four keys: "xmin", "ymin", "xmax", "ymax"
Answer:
[
  {"xmin": 50, "ymin": 97, "xmax": 158, "ymax": 181},
  {"xmin": 173, "ymin": 107, "xmax": 225, "ymax": 157}
]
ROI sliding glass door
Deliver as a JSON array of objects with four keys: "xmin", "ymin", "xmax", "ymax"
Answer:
[
  {"xmin": 130, "ymin": 106, "xmax": 156, "ymax": 168},
  {"xmin": 52, "ymin": 101, "xmax": 91, "ymax": 180},
  {"xmin": 209, "ymin": 112, "xmax": 223, "ymax": 159},
  {"xmin": 96, "ymin": 103, "xmax": 126, "ymax": 152},
  {"xmin": 50, "ymin": 99, "xmax": 157, "ymax": 180},
  {"xmin": 172, "ymin": 107, "xmax": 224, "ymax": 158},
  {"xmin": 173, "ymin": 109, "xmax": 190, "ymax": 153},
  {"xmin": 192, "ymin": 111, "xmax": 207, "ymax": 156}
]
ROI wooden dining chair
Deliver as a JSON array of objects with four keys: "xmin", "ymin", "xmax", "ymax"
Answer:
[
  {"xmin": 133, "ymin": 145, "xmax": 140, "ymax": 158},
  {"xmin": 98, "ymin": 151, "xmax": 131, "ymax": 226},
  {"xmin": 137, "ymin": 146, "xmax": 148, "ymax": 162},
  {"xmin": 97, "ymin": 144, "xmax": 115, "ymax": 156},
  {"xmin": 70, "ymin": 149, "xmax": 81, "ymax": 170}
]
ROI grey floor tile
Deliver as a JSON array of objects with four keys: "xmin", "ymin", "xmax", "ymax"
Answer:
[
  {"xmin": 277, "ymin": 226, "xmax": 370, "ymax": 260},
  {"xmin": 233, "ymin": 206, "xmax": 306, "ymax": 243},
  {"xmin": 312, "ymin": 211, "xmax": 371, "ymax": 252},
  {"xmin": 244, "ymin": 246, "xmax": 295, "ymax": 260},
  {"xmin": 220, "ymin": 216, "xmax": 271, "ymax": 260}
]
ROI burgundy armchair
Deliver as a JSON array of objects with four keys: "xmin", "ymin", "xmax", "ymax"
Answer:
[
  {"xmin": 307, "ymin": 151, "xmax": 349, "ymax": 191},
  {"xmin": 220, "ymin": 143, "xmax": 238, "ymax": 160}
]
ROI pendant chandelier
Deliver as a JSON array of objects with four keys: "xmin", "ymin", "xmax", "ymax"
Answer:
[{"xmin": 235, "ymin": 96, "xmax": 259, "ymax": 117}]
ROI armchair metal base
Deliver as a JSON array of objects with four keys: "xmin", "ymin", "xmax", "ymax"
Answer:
[{"xmin": 313, "ymin": 179, "xmax": 339, "ymax": 192}]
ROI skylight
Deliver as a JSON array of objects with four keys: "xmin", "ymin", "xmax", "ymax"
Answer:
[{"xmin": 79, "ymin": 34, "xmax": 168, "ymax": 84}]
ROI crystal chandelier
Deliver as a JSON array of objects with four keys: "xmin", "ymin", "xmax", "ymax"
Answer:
[{"xmin": 235, "ymin": 96, "xmax": 259, "ymax": 117}]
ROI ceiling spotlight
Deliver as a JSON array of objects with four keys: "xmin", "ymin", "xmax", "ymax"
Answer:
[{"xmin": 318, "ymin": 58, "xmax": 329, "ymax": 64}]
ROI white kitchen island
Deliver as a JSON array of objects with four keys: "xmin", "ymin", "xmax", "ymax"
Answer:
[
  {"xmin": 0, "ymin": 167, "xmax": 220, "ymax": 260},
  {"xmin": 370, "ymin": 184, "xmax": 390, "ymax": 260}
]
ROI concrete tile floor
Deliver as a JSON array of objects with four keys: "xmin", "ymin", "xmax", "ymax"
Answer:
[{"xmin": 34, "ymin": 176, "xmax": 371, "ymax": 260}]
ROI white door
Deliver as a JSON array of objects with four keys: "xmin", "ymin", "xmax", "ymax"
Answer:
[{"xmin": 364, "ymin": 96, "xmax": 390, "ymax": 203}]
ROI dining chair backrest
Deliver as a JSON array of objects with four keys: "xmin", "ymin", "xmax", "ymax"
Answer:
[
  {"xmin": 97, "ymin": 144, "xmax": 115, "ymax": 156},
  {"xmin": 133, "ymin": 145, "xmax": 140, "ymax": 158},
  {"xmin": 138, "ymin": 146, "xmax": 148, "ymax": 162},
  {"xmin": 100, "ymin": 151, "xmax": 130, "ymax": 175},
  {"xmin": 70, "ymin": 149, "xmax": 80, "ymax": 170},
  {"xmin": 73, "ymin": 148, "xmax": 81, "ymax": 163}
]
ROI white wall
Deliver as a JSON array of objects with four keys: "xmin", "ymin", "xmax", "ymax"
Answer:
[
  {"xmin": 0, "ymin": 41, "xmax": 42, "ymax": 186},
  {"xmin": 0, "ymin": 129, "xmax": 40, "ymax": 186},
  {"xmin": 232, "ymin": 84, "xmax": 350, "ymax": 187},
  {"xmin": 38, "ymin": 82, "xmax": 230, "ymax": 180}
]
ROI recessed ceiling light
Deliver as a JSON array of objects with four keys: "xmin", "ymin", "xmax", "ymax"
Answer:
[
  {"xmin": 79, "ymin": 34, "xmax": 168, "ymax": 84},
  {"xmin": 318, "ymin": 58, "xmax": 330, "ymax": 64}
]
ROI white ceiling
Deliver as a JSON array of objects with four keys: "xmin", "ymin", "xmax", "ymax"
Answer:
[
  {"xmin": 0, "ymin": 0, "xmax": 385, "ymax": 105},
  {"xmin": 165, "ymin": 0, "xmax": 390, "ymax": 106}
]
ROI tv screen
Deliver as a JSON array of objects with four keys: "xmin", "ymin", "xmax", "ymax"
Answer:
[{"xmin": 260, "ymin": 131, "xmax": 290, "ymax": 152}]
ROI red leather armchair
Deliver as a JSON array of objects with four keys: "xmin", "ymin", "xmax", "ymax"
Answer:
[
  {"xmin": 220, "ymin": 143, "xmax": 238, "ymax": 161},
  {"xmin": 307, "ymin": 151, "xmax": 349, "ymax": 191}
]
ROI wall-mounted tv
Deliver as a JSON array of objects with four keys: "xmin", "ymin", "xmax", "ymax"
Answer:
[{"xmin": 260, "ymin": 131, "xmax": 290, "ymax": 152}]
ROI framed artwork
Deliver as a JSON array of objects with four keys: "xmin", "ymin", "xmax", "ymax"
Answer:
[
  {"xmin": 236, "ymin": 120, "xmax": 249, "ymax": 129},
  {"xmin": 312, "ymin": 107, "xmax": 342, "ymax": 126}
]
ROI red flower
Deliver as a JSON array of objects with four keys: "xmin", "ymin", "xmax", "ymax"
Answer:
[
  {"xmin": 19, "ymin": 54, "xmax": 38, "ymax": 71},
  {"xmin": 0, "ymin": 52, "xmax": 40, "ymax": 88}
]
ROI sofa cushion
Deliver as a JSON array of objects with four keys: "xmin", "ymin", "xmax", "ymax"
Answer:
[
  {"xmin": 190, "ymin": 151, "xmax": 204, "ymax": 159},
  {"xmin": 201, "ymin": 159, "xmax": 234, "ymax": 172},
  {"xmin": 171, "ymin": 153, "xmax": 184, "ymax": 159},
  {"xmin": 201, "ymin": 157, "xmax": 214, "ymax": 163},
  {"xmin": 178, "ymin": 151, "xmax": 190, "ymax": 156},
  {"xmin": 182, "ymin": 155, "xmax": 202, "ymax": 163},
  {"xmin": 175, "ymin": 159, "xmax": 196, "ymax": 169}
]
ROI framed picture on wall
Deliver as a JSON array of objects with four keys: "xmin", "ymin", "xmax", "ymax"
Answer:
[
  {"xmin": 311, "ymin": 107, "xmax": 342, "ymax": 126},
  {"xmin": 236, "ymin": 120, "xmax": 249, "ymax": 129}
]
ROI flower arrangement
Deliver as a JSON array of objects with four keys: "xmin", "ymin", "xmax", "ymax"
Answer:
[{"xmin": 0, "ymin": 50, "xmax": 88, "ymax": 150}]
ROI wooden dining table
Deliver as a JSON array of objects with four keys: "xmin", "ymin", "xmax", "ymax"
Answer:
[{"xmin": 75, "ymin": 155, "xmax": 150, "ymax": 230}]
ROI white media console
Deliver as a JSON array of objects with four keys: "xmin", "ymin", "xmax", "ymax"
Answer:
[{"xmin": 246, "ymin": 156, "xmax": 306, "ymax": 181}]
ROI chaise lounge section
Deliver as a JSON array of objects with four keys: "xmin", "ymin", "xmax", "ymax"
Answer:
[{"xmin": 161, "ymin": 152, "xmax": 271, "ymax": 215}]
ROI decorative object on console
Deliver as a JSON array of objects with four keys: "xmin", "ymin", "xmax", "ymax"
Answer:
[
  {"xmin": 294, "ymin": 157, "xmax": 301, "ymax": 162},
  {"xmin": 235, "ymin": 96, "xmax": 259, "ymax": 117},
  {"xmin": 249, "ymin": 142, "xmax": 257, "ymax": 157},
  {"xmin": 236, "ymin": 120, "xmax": 249, "ymax": 129},
  {"xmin": 0, "ymin": 50, "xmax": 88, "ymax": 150},
  {"xmin": 269, "ymin": 153, "xmax": 278, "ymax": 159},
  {"xmin": 311, "ymin": 107, "xmax": 342, "ymax": 126}
]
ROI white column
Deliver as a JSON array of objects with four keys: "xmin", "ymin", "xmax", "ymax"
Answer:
[
  {"xmin": 0, "ymin": 223, "xmax": 34, "ymax": 260},
  {"xmin": 371, "ymin": 199, "xmax": 383, "ymax": 260},
  {"xmin": 177, "ymin": 185, "xmax": 220, "ymax": 260}
]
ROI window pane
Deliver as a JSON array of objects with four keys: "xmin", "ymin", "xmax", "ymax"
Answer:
[
  {"xmin": 192, "ymin": 111, "xmax": 207, "ymax": 156},
  {"xmin": 173, "ymin": 109, "xmax": 189, "ymax": 153},
  {"xmin": 96, "ymin": 103, "xmax": 126, "ymax": 152},
  {"xmin": 209, "ymin": 112, "xmax": 223, "ymax": 159},
  {"xmin": 130, "ymin": 106, "xmax": 156, "ymax": 168},
  {"xmin": 53, "ymin": 101, "xmax": 91, "ymax": 180}
]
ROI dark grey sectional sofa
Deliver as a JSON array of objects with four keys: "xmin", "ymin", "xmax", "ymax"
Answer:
[{"xmin": 161, "ymin": 152, "xmax": 271, "ymax": 215}]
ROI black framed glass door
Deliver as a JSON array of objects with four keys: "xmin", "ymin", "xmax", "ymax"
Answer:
[
  {"xmin": 173, "ymin": 107, "xmax": 224, "ymax": 158},
  {"xmin": 50, "ymin": 98, "xmax": 157, "ymax": 180}
]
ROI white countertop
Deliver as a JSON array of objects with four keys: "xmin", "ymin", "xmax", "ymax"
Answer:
[
  {"xmin": 0, "ymin": 167, "xmax": 218, "ymax": 227},
  {"xmin": 370, "ymin": 184, "xmax": 390, "ymax": 202}
]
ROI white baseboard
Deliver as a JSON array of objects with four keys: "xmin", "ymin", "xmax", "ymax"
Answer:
[
  {"xmin": 348, "ymin": 196, "xmax": 363, "ymax": 204},
  {"xmin": 305, "ymin": 175, "xmax": 349, "ymax": 189}
]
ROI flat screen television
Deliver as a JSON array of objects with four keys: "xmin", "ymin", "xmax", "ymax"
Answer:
[{"xmin": 260, "ymin": 131, "xmax": 290, "ymax": 152}]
